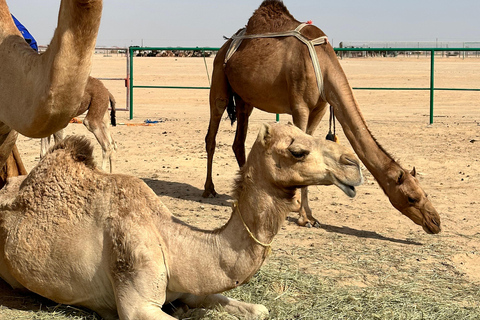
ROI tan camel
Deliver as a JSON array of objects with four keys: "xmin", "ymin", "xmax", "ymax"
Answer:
[
  {"xmin": 40, "ymin": 76, "xmax": 117, "ymax": 172},
  {"xmin": 203, "ymin": 0, "xmax": 441, "ymax": 234},
  {"xmin": 0, "ymin": 0, "xmax": 102, "ymax": 177},
  {"xmin": 0, "ymin": 123, "xmax": 362, "ymax": 320}
]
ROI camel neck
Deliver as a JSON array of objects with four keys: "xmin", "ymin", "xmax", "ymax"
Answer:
[
  {"xmin": 163, "ymin": 168, "xmax": 290, "ymax": 296},
  {"xmin": 327, "ymin": 71, "xmax": 396, "ymax": 183}
]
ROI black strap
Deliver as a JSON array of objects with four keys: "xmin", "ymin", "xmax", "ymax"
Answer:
[{"xmin": 326, "ymin": 105, "xmax": 336, "ymax": 141}]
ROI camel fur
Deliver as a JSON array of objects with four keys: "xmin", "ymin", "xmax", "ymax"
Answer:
[
  {"xmin": 203, "ymin": 0, "xmax": 441, "ymax": 234},
  {"xmin": 0, "ymin": 123, "xmax": 362, "ymax": 319},
  {"xmin": 0, "ymin": 0, "xmax": 102, "ymax": 178},
  {"xmin": 41, "ymin": 76, "xmax": 117, "ymax": 172}
]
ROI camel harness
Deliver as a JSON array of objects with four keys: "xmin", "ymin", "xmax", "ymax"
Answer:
[{"xmin": 224, "ymin": 22, "xmax": 328, "ymax": 101}]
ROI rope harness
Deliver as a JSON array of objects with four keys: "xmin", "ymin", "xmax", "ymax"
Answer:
[
  {"xmin": 232, "ymin": 201, "xmax": 273, "ymax": 258},
  {"xmin": 224, "ymin": 23, "xmax": 328, "ymax": 101}
]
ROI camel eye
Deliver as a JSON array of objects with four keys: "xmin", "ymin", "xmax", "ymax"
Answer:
[
  {"xmin": 407, "ymin": 196, "xmax": 418, "ymax": 204},
  {"xmin": 289, "ymin": 148, "xmax": 309, "ymax": 160}
]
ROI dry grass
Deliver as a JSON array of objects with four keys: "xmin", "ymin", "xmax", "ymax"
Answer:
[{"xmin": 12, "ymin": 247, "xmax": 478, "ymax": 320}]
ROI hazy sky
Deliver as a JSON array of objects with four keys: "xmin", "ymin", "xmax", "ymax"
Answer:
[{"xmin": 7, "ymin": 0, "xmax": 480, "ymax": 48}]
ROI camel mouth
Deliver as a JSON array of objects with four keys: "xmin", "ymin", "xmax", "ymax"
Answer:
[
  {"xmin": 422, "ymin": 219, "xmax": 441, "ymax": 234},
  {"xmin": 336, "ymin": 181, "xmax": 357, "ymax": 198}
]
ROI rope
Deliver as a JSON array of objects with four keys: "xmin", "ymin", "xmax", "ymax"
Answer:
[
  {"xmin": 202, "ymin": 50, "xmax": 211, "ymax": 86},
  {"xmin": 224, "ymin": 23, "xmax": 328, "ymax": 101},
  {"xmin": 326, "ymin": 105, "xmax": 338, "ymax": 142},
  {"xmin": 232, "ymin": 201, "xmax": 273, "ymax": 257}
]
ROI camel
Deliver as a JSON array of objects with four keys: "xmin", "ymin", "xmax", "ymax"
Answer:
[
  {"xmin": 203, "ymin": 0, "xmax": 441, "ymax": 234},
  {"xmin": 40, "ymin": 76, "xmax": 117, "ymax": 172},
  {"xmin": 0, "ymin": 0, "xmax": 102, "ymax": 178},
  {"xmin": 0, "ymin": 123, "xmax": 362, "ymax": 319}
]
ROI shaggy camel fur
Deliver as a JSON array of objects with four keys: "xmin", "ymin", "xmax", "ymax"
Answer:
[
  {"xmin": 40, "ymin": 76, "xmax": 117, "ymax": 172},
  {"xmin": 0, "ymin": 0, "xmax": 102, "ymax": 175},
  {"xmin": 0, "ymin": 123, "xmax": 362, "ymax": 319},
  {"xmin": 203, "ymin": 0, "xmax": 441, "ymax": 234}
]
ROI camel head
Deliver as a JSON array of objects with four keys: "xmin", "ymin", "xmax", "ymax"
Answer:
[
  {"xmin": 250, "ymin": 123, "xmax": 363, "ymax": 196},
  {"xmin": 385, "ymin": 167, "xmax": 441, "ymax": 234}
]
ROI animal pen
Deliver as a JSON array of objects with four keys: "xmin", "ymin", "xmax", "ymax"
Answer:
[{"xmin": 118, "ymin": 46, "xmax": 480, "ymax": 123}]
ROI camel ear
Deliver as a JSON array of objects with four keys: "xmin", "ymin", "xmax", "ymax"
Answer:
[
  {"xmin": 257, "ymin": 123, "xmax": 272, "ymax": 146},
  {"xmin": 396, "ymin": 170, "xmax": 405, "ymax": 185},
  {"xmin": 410, "ymin": 167, "xmax": 417, "ymax": 177}
]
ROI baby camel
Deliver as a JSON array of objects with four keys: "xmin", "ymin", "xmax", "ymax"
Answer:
[
  {"xmin": 0, "ymin": 123, "xmax": 362, "ymax": 320},
  {"xmin": 40, "ymin": 76, "xmax": 117, "ymax": 172}
]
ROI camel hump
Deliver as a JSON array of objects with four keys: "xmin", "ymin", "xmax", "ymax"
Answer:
[
  {"xmin": 247, "ymin": 0, "xmax": 298, "ymax": 33},
  {"xmin": 47, "ymin": 135, "xmax": 96, "ymax": 168}
]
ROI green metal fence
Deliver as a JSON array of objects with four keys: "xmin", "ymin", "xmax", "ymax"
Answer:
[
  {"xmin": 127, "ymin": 46, "xmax": 480, "ymax": 123},
  {"xmin": 336, "ymin": 47, "xmax": 480, "ymax": 124}
]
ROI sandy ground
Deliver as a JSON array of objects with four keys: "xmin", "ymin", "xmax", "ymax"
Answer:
[{"xmin": 1, "ymin": 54, "xmax": 479, "ymax": 317}]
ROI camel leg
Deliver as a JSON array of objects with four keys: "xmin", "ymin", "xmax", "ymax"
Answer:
[
  {"xmin": 0, "ymin": 128, "xmax": 18, "ymax": 169},
  {"xmin": 53, "ymin": 129, "xmax": 65, "ymax": 143},
  {"xmin": 83, "ymin": 113, "xmax": 116, "ymax": 173},
  {"xmin": 0, "ymin": 128, "xmax": 22, "ymax": 190},
  {"xmin": 40, "ymin": 136, "xmax": 52, "ymax": 159},
  {"xmin": 40, "ymin": 129, "xmax": 65, "ymax": 159},
  {"xmin": 291, "ymin": 104, "xmax": 328, "ymax": 228},
  {"xmin": 298, "ymin": 105, "xmax": 330, "ymax": 227},
  {"xmin": 179, "ymin": 293, "xmax": 268, "ymax": 319},
  {"xmin": 232, "ymin": 100, "xmax": 253, "ymax": 167},
  {"xmin": 203, "ymin": 98, "xmax": 228, "ymax": 198},
  {"xmin": 306, "ymin": 103, "xmax": 328, "ymax": 136},
  {"xmin": 111, "ymin": 234, "xmax": 172, "ymax": 320},
  {"xmin": 289, "ymin": 106, "xmax": 316, "ymax": 227}
]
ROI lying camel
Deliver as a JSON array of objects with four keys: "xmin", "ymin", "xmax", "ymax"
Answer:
[
  {"xmin": 203, "ymin": 0, "xmax": 441, "ymax": 234},
  {"xmin": 40, "ymin": 76, "xmax": 117, "ymax": 172},
  {"xmin": 0, "ymin": 123, "xmax": 362, "ymax": 319},
  {"xmin": 0, "ymin": 0, "xmax": 102, "ymax": 177}
]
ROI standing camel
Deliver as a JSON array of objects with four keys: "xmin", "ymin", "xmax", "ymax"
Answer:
[
  {"xmin": 0, "ymin": 123, "xmax": 363, "ymax": 319},
  {"xmin": 0, "ymin": 0, "xmax": 102, "ymax": 178},
  {"xmin": 41, "ymin": 76, "xmax": 117, "ymax": 172},
  {"xmin": 203, "ymin": 0, "xmax": 440, "ymax": 234}
]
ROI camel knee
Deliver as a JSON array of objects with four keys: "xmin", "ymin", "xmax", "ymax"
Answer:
[{"xmin": 214, "ymin": 97, "xmax": 228, "ymax": 114}]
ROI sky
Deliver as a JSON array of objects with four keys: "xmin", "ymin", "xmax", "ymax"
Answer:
[{"xmin": 7, "ymin": 0, "xmax": 480, "ymax": 48}]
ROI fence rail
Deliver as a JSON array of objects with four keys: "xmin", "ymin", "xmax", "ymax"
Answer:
[{"xmin": 127, "ymin": 46, "xmax": 480, "ymax": 123}]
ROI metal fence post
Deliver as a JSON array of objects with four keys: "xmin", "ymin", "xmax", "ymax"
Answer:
[
  {"xmin": 129, "ymin": 47, "xmax": 134, "ymax": 120},
  {"xmin": 430, "ymin": 50, "xmax": 435, "ymax": 124}
]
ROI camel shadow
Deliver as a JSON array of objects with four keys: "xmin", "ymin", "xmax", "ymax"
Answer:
[
  {"xmin": 142, "ymin": 178, "xmax": 232, "ymax": 207},
  {"xmin": 286, "ymin": 217, "xmax": 422, "ymax": 245},
  {"xmin": 0, "ymin": 278, "xmax": 101, "ymax": 318}
]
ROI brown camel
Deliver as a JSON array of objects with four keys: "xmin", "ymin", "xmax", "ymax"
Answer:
[
  {"xmin": 41, "ymin": 76, "xmax": 117, "ymax": 172},
  {"xmin": 0, "ymin": 123, "xmax": 362, "ymax": 319},
  {"xmin": 0, "ymin": 0, "xmax": 102, "ymax": 178},
  {"xmin": 203, "ymin": 0, "xmax": 441, "ymax": 234}
]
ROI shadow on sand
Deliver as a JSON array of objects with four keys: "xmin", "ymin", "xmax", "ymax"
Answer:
[
  {"xmin": 144, "ymin": 178, "xmax": 421, "ymax": 246},
  {"xmin": 142, "ymin": 178, "xmax": 233, "ymax": 207},
  {"xmin": 287, "ymin": 216, "xmax": 422, "ymax": 245}
]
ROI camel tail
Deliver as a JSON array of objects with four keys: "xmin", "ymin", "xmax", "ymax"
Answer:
[
  {"xmin": 109, "ymin": 92, "xmax": 117, "ymax": 127},
  {"xmin": 226, "ymin": 93, "xmax": 237, "ymax": 125},
  {"xmin": 48, "ymin": 136, "xmax": 96, "ymax": 169}
]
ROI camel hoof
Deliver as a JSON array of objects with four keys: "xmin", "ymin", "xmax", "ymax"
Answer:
[{"xmin": 202, "ymin": 189, "xmax": 217, "ymax": 198}]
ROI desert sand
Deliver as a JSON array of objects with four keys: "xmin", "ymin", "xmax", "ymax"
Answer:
[{"xmin": 1, "ymin": 53, "xmax": 479, "ymax": 318}]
